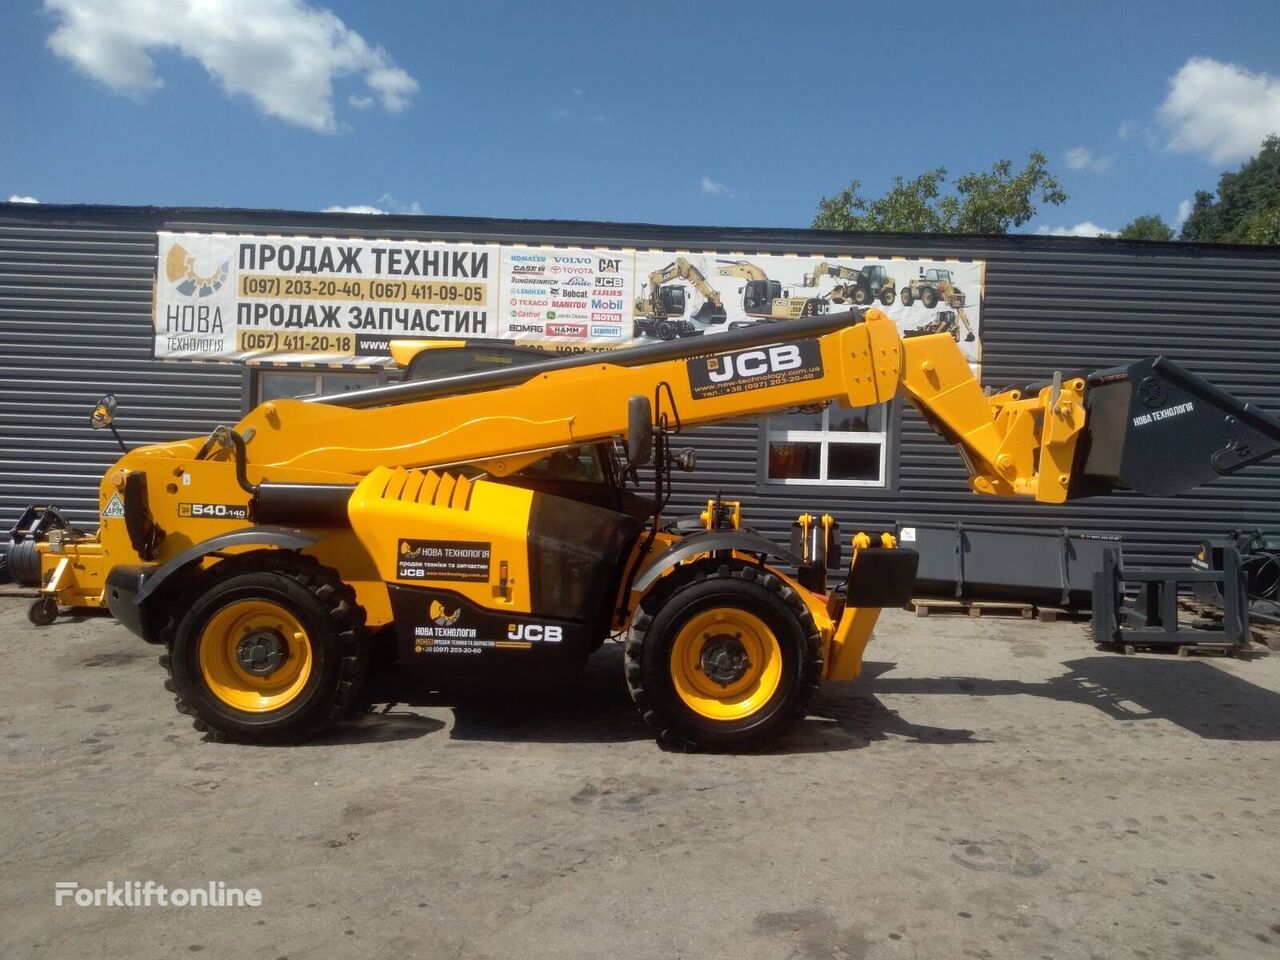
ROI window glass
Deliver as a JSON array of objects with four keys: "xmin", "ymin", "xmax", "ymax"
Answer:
[
  {"xmin": 767, "ymin": 441, "xmax": 821, "ymax": 481},
  {"xmin": 763, "ymin": 401, "xmax": 889, "ymax": 486},
  {"xmin": 828, "ymin": 443, "xmax": 881, "ymax": 481},
  {"xmin": 256, "ymin": 370, "xmax": 385, "ymax": 402},
  {"xmin": 320, "ymin": 375, "xmax": 376, "ymax": 396},
  {"xmin": 769, "ymin": 407, "xmax": 824, "ymax": 432},
  {"xmin": 259, "ymin": 372, "xmax": 318, "ymax": 401},
  {"xmin": 828, "ymin": 402, "xmax": 882, "ymax": 432},
  {"xmin": 513, "ymin": 446, "xmax": 604, "ymax": 483}
]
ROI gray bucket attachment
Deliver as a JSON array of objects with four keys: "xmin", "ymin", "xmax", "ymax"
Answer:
[{"xmin": 1070, "ymin": 357, "xmax": 1280, "ymax": 499}]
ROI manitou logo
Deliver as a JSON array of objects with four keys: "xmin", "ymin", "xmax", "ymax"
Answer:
[
  {"xmin": 706, "ymin": 344, "xmax": 803, "ymax": 383},
  {"xmin": 507, "ymin": 623, "xmax": 562, "ymax": 642}
]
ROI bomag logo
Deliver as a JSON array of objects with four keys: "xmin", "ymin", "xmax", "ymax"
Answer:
[
  {"xmin": 165, "ymin": 243, "xmax": 229, "ymax": 298},
  {"xmin": 429, "ymin": 600, "xmax": 461, "ymax": 626}
]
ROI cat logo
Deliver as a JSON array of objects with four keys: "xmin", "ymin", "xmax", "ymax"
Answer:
[
  {"xmin": 165, "ymin": 243, "xmax": 229, "ymax": 298},
  {"xmin": 429, "ymin": 600, "xmax": 461, "ymax": 626}
]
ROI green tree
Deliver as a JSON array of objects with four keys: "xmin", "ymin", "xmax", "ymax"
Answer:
[
  {"xmin": 1180, "ymin": 135, "xmax": 1280, "ymax": 244},
  {"xmin": 1116, "ymin": 214, "xmax": 1175, "ymax": 241},
  {"xmin": 812, "ymin": 151, "xmax": 1068, "ymax": 234}
]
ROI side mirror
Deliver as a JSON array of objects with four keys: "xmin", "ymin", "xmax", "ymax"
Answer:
[
  {"xmin": 89, "ymin": 393, "xmax": 117, "ymax": 430},
  {"xmin": 626, "ymin": 395, "xmax": 653, "ymax": 466}
]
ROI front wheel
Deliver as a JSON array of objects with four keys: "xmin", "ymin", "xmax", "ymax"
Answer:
[
  {"xmin": 900, "ymin": 289, "xmax": 914, "ymax": 307},
  {"xmin": 921, "ymin": 287, "xmax": 938, "ymax": 308},
  {"xmin": 625, "ymin": 563, "xmax": 822, "ymax": 750},
  {"xmin": 880, "ymin": 288, "xmax": 895, "ymax": 307},
  {"xmin": 165, "ymin": 552, "xmax": 368, "ymax": 742}
]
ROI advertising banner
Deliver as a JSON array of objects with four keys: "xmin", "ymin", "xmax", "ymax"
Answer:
[{"xmin": 154, "ymin": 232, "xmax": 982, "ymax": 368}]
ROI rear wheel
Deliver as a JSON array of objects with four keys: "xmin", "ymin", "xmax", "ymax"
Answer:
[
  {"xmin": 880, "ymin": 288, "xmax": 895, "ymax": 306},
  {"xmin": 853, "ymin": 287, "xmax": 871, "ymax": 305},
  {"xmin": 164, "ymin": 552, "xmax": 368, "ymax": 742},
  {"xmin": 900, "ymin": 288, "xmax": 914, "ymax": 307},
  {"xmin": 625, "ymin": 563, "xmax": 822, "ymax": 750},
  {"xmin": 655, "ymin": 319, "xmax": 677, "ymax": 341}
]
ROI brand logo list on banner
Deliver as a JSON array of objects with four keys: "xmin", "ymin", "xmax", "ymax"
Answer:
[{"xmin": 154, "ymin": 232, "xmax": 983, "ymax": 368}]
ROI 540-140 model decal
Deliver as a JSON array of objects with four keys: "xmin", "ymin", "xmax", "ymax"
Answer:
[{"xmin": 177, "ymin": 502, "xmax": 249, "ymax": 520}]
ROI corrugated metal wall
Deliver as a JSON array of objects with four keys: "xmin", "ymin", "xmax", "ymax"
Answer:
[
  {"xmin": 2, "ymin": 204, "xmax": 1277, "ymax": 568},
  {"xmin": 666, "ymin": 240, "xmax": 1280, "ymax": 567},
  {"xmin": 0, "ymin": 209, "xmax": 243, "ymax": 534}
]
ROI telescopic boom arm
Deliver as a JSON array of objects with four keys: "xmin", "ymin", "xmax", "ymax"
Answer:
[{"xmin": 217, "ymin": 308, "xmax": 1280, "ymax": 504}]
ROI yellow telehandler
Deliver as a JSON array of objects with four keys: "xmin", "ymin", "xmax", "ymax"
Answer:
[{"xmin": 22, "ymin": 308, "xmax": 1280, "ymax": 748}]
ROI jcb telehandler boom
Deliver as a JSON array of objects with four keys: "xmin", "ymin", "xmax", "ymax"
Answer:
[{"xmin": 26, "ymin": 308, "xmax": 1280, "ymax": 748}]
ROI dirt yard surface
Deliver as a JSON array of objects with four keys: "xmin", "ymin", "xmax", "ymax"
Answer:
[{"xmin": 1, "ymin": 596, "xmax": 1278, "ymax": 959}]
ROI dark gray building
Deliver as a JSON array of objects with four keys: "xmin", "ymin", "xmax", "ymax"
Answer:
[{"xmin": 3, "ymin": 202, "xmax": 1278, "ymax": 569}]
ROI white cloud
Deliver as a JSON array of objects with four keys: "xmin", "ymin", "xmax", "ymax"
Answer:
[
  {"xmin": 1117, "ymin": 120, "xmax": 1136, "ymax": 141},
  {"xmin": 322, "ymin": 193, "xmax": 421, "ymax": 216},
  {"xmin": 1176, "ymin": 197, "xmax": 1193, "ymax": 228},
  {"xmin": 7, "ymin": 195, "xmax": 39, "ymax": 203},
  {"xmin": 1064, "ymin": 147, "xmax": 1113, "ymax": 173},
  {"xmin": 43, "ymin": 0, "xmax": 418, "ymax": 133},
  {"xmin": 1035, "ymin": 221, "xmax": 1116, "ymax": 238},
  {"xmin": 1158, "ymin": 57, "xmax": 1280, "ymax": 163},
  {"xmin": 700, "ymin": 176, "xmax": 730, "ymax": 196}
]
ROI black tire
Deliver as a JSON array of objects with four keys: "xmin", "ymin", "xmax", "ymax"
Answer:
[
  {"xmin": 879, "ymin": 288, "xmax": 895, "ymax": 307},
  {"xmin": 900, "ymin": 288, "xmax": 914, "ymax": 307},
  {"xmin": 8, "ymin": 539, "xmax": 42, "ymax": 587},
  {"xmin": 921, "ymin": 287, "xmax": 938, "ymax": 309},
  {"xmin": 162, "ymin": 552, "xmax": 368, "ymax": 743},
  {"xmin": 624, "ymin": 562, "xmax": 822, "ymax": 750},
  {"xmin": 853, "ymin": 287, "xmax": 871, "ymax": 305},
  {"xmin": 655, "ymin": 319, "xmax": 676, "ymax": 341},
  {"xmin": 28, "ymin": 596, "xmax": 57, "ymax": 626}
]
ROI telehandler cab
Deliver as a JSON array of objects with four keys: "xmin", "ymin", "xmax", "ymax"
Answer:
[{"xmin": 23, "ymin": 308, "xmax": 1280, "ymax": 749}]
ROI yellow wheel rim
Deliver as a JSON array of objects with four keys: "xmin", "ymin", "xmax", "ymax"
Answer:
[
  {"xmin": 669, "ymin": 607, "xmax": 782, "ymax": 721},
  {"xmin": 197, "ymin": 599, "xmax": 313, "ymax": 713}
]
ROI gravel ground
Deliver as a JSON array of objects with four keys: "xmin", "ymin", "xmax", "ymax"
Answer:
[{"xmin": 1, "ymin": 595, "xmax": 1279, "ymax": 960}]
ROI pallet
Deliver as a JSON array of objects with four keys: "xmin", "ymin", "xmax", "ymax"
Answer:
[
  {"xmin": 910, "ymin": 598, "xmax": 1034, "ymax": 620},
  {"xmin": 1034, "ymin": 606, "xmax": 1092, "ymax": 624},
  {"xmin": 1249, "ymin": 625, "xmax": 1280, "ymax": 652},
  {"xmin": 1120, "ymin": 640, "xmax": 1244, "ymax": 658}
]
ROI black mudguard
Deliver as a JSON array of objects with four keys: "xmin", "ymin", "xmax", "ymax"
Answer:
[{"xmin": 632, "ymin": 529, "xmax": 803, "ymax": 594}]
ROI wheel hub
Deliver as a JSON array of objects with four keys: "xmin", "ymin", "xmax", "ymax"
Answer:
[
  {"xmin": 235, "ymin": 629, "xmax": 288, "ymax": 676},
  {"xmin": 699, "ymin": 634, "xmax": 751, "ymax": 687}
]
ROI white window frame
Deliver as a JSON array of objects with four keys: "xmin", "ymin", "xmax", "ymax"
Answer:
[{"xmin": 762, "ymin": 404, "xmax": 888, "ymax": 487}]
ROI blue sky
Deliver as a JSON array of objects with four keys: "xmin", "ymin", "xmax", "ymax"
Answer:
[{"xmin": 3, "ymin": 0, "xmax": 1279, "ymax": 235}]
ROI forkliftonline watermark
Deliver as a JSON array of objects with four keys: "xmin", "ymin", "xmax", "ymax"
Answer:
[{"xmin": 54, "ymin": 880, "xmax": 262, "ymax": 908}]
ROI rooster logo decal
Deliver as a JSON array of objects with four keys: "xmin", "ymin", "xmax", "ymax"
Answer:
[
  {"xmin": 165, "ymin": 243, "xmax": 229, "ymax": 298},
  {"xmin": 429, "ymin": 600, "xmax": 461, "ymax": 626}
]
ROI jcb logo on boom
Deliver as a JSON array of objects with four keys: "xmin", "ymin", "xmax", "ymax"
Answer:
[
  {"xmin": 706, "ymin": 344, "xmax": 803, "ymax": 383},
  {"xmin": 687, "ymin": 339, "xmax": 824, "ymax": 400},
  {"xmin": 507, "ymin": 623, "xmax": 562, "ymax": 643}
]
